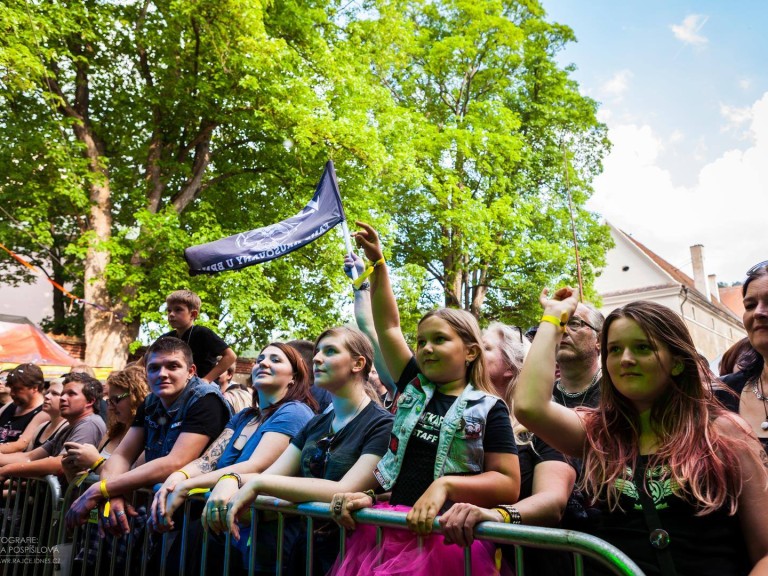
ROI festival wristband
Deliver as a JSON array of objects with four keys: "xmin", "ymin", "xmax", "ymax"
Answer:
[
  {"xmin": 103, "ymin": 500, "xmax": 111, "ymax": 518},
  {"xmin": 177, "ymin": 469, "xmax": 190, "ymax": 480},
  {"xmin": 351, "ymin": 257, "xmax": 385, "ymax": 289},
  {"xmin": 493, "ymin": 507, "xmax": 511, "ymax": 523},
  {"xmin": 100, "ymin": 479, "xmax": 110, "ymax": 499},
  {"xmin": 540, "ymin": 313, "xmax": 567, "ymax": 332},
  {"xmin": 90, "ymin": 457, "xmax": 106, "ymax": 472},
  {"xmin": 218, "ymin": 473, "xmax": 243, "ymax": 489}
]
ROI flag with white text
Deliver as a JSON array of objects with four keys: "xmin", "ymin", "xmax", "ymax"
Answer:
[{"xmin": 185, "ymin": 161, "xmax": 346, "ymax": 275}]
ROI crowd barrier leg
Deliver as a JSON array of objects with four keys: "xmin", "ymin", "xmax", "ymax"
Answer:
[
  {"xmin": 304, "ymin": 515, "xmax": 313, "ymax": 576},
  {"xmin": 248, "ymin": 510, "xmax": 258, "ymax": 576}
]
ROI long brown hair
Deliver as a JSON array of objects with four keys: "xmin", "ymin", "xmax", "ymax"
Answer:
[
  {"xmin": 419, "ymin": 308, "xmax": 494, "ymax": 395},
  {"xmin": 582, "ymin": 300, "xmax": 763, "ymax": 514},
  {"xmin": 250, "ymin": 342, "xmax": 318, "ymax": 419}
]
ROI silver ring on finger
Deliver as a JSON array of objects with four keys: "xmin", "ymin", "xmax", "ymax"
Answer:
[
  {"xmin": 333, "ymin": 501, "xmax": 343, "ymax": 515},
  {"xmin": 115, "ymin": 510, "xmax": 126, "ymax": 517}
]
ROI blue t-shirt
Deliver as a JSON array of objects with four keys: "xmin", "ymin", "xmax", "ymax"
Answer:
[{"xmin": 217, "ymin": 401, "xmax": 314, "ymax": 468}]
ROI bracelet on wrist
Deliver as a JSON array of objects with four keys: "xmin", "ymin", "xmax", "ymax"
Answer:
[
  {"xmin": 496, "ymin": 504, "xmax": 522, "ymax": 524},
  {"xmin": 540, "ymin": 314, "xmax": 567, "ymax": 332},
  {"xmin": 177, "ymin": 469, "xmax": 191, "ymax": 480},
  {"xmin": 218, "ymin": 473, "xmax": 243, "ymax": 489},
  {"xmin": 493, "ymin": 507, "xmax": 511, "ymax": 523},
  {"xmin": 354, "ymin": 281, "xmax": 370, "ymax": 291},
  {"xmin": 90, "ymin": 457, "xmax": 107, "ymax": 472},
  {"xmin": 99, "ymin": 479, "xmax": 110, "ymax": 500}
]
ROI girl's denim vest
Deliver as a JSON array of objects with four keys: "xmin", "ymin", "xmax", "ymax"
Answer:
[
  {"xmin": 373, "ymin": 374, "xmax": 500, "ymax": 490},
  {"xmin": 144, "ymin": 376, "xmax": 232, "ymax": 462}
]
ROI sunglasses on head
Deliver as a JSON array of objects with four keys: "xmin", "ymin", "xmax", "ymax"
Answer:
[
  {"xmin": 308, "ymin": 433, "xmax": 336, "ymax": 479},
  {"xmin": 746, "ymin": 260, "xmax": 768, "ymax": 278}
]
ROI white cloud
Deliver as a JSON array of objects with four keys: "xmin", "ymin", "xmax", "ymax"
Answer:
[
  {"xmin": 670, "ymin": 14, "xmax": 709, "ymax": 46},
  {"xmin": 720, "ymin": 103, "xmax": 752, "ymax": 130},
  {"xmin": 739, "ymin": 78, "xmax": 752, "ymax": 91},
  {"xmin": 600, "ymin": 70, "xmax": 633, "ymax": 99},
  {"xmin": 669, "ymin": 129, "xmax": 684, "ymax": 144},
  {"xmin": 588, "ymin": 91, "xmax": 768, "ymax": 284}
]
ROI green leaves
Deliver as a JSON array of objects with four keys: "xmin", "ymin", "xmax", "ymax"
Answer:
[{"xmin": 0, "ymin": 0, "xmax": 611, "ymax": 361}]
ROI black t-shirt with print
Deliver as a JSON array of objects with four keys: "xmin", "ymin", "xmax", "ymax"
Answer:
[
  {"xmin": 0, "ymin": 403, "xmax": 43, "ymax": 444},
  {"xmin": 389, "ymin": 357, "xmax": 517, "ymax": 507},
  {"xmin": 291, "ymin": 401, "xmax": 393, "ymax": 481}
]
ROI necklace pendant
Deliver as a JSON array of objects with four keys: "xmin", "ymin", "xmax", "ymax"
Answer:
[{"xmin": 762, "ymin": 421, "xmax": 768, "ymax": 431}]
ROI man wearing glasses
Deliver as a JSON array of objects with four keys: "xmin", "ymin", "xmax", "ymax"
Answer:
[
  {"xmin": 0, "ymin": 372, "xmax": 106, "ymax": 483},
  {"xmin": 552, "ymin": 302, "xmax": 605, "ymax": 410}
]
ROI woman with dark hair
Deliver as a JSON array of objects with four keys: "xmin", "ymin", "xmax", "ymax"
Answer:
[
  {"xmin": 515, "ymin": 288, "xmax": 768, "ymax": 576},
  {"xmin": 717, "ymin": 262, "xmax": 768, "ymax": 454},
  {"xmin": 719, "ymin": 337, "xmax": 753, "ymax": 377}
]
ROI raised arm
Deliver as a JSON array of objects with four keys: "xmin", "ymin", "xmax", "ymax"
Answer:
[
  {"xmin": 353, "ymin": 221, "xmax": 412, "ymax": 381},
  {"xmin": 345, "ymin": 252, "xmax": 395, "ymax": 393},
  {"xmin": 513, "ymin": 287, "xmax": 588, "ymax": 457}
]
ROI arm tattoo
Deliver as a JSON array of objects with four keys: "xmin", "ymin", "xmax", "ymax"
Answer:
[{"xmin": 195, "ymin": 429, "xmax": 234, "ymax": 474}]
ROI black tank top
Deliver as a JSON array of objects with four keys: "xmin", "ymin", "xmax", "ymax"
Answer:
[{"xmin": 0, "ymin": 404, "xmax": 43, "ymax": 444}]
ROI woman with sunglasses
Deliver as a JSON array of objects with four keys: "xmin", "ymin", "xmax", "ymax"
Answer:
[{"xmin": 220, "ymin": 327, "xmax": 394, "ymax": 575}]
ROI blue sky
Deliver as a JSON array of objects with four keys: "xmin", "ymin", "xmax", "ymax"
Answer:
[{"xmin": 541, "ymin": 1, "xmax": 768, "ymax": 283}]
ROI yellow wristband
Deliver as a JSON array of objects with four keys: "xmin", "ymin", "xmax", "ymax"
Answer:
[
  {"xmin": 540, "ymin": 314, "xmax": 566, "ymax": 331},
  {"xmin": 103, "ymin": 500, "xmax": 111, "ymax": 518},
  {"xmin": 351, "ymin": 257, "xmax": 386, "ymax": 289},
  {"xmin": 177, "ymin": 469, "xmax": 190, "ymax": 479},
  {"xmin": 99, "ymin": 479, "xmax": 110, "ymax": 500},
  {"xmin": 90, "ymin": 457, "xmax": 106, "ymax": 472},
  {"xmin": 493, "ymin": 507, "xmax": 511, "ymax": 523}
]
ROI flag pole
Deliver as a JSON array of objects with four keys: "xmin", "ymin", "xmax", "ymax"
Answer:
[{"xmin": 339, "ymin": 220, "xmax": 359, "ymax": 280}]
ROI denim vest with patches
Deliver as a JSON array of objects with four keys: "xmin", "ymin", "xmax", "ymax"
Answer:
[
  {"xmin": 373, "ymin": 374, "xmax": 500, "ymax": 490},
  {"xmin": 143, "ymin": 376, "xmax": 232, "ymax": 462}
]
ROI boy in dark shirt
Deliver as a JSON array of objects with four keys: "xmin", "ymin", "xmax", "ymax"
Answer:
[{"xmin": 159, "ymin": 289, "xmax": 237, "ymax": 383}]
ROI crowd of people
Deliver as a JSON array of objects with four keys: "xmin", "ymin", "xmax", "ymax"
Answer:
[{"xmin": 1, "ymin": 224, "xmax": 767, "ymax": 576}]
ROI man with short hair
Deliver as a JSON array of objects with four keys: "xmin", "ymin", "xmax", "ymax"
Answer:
[
  {"xmin": 0, "ymin": 372, "xmax": 105, "ymax": 482},
  {"xmin": 65, "ymin": 337, "xmax": 231, "ymax": 533},
  {"xmin": 552, "ymin": 303, "xmax": 604, "ymax": 409}
]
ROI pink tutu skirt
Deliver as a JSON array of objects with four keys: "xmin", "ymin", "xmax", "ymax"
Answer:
[{"xmin": 329, "ymin": 504, "xmax": 509, "ymax": 576}]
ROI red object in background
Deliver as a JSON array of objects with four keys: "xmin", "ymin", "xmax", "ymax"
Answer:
[{"xmin": 0, "ymin": 315, "xmax": 79, "ymax": 366}]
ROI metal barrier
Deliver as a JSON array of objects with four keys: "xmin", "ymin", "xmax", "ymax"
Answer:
[{"xmin": 0, "ymin": 475, "xmax": 645, "ymax": 576}]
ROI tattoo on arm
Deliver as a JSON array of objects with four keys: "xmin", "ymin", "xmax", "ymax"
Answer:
[{"xmin": 196, "ymin": 429, "xmax": 234, "ymax": 473}]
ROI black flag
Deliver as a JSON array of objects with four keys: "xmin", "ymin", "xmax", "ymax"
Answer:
[{"xmin": 185, "ymin": 161, "xmax": 345, "ymax": 275}]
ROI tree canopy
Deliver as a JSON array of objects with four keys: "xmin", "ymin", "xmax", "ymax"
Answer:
[{"xmin": 0, "ymin": 0, "xmax": 611, "ymax": 366}]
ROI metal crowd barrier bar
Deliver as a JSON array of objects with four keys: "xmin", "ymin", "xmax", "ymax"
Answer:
[
  {"xmin": 244, "ymin": 497, "xmax": 645, "ymax": 576},
  {"xmin": 1, "ymin": 473, "xmax": 645, "ymax": 576}
]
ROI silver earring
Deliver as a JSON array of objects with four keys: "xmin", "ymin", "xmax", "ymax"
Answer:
[{"xmin": 465, "ymin": 360, "xmax": 470, "ymax": 367}]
